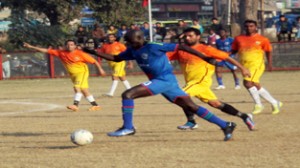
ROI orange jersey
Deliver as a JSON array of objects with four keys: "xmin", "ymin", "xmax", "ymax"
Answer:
[
  {"xmin": 48, "ymin": 49, "xmax": 97, "ymax": 74},
  {"xmin": 231, "ymin": 34, "xmax": 272, "ymax": 65},
  {"xmin": 100, "ymin": 42, "xmax": 126, "ymax": 55},
  {"xmin": 167, "ymin": 44, "xmax": 229, "ymax": 84}
]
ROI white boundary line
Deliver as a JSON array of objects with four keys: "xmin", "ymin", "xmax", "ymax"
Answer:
[{"xmin": 0, "ymin": 100, "xmax": 64, "ymax": 116}]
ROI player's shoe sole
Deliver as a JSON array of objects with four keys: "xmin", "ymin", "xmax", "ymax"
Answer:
[
  {"xmin": 107, "ymin": 127, "xmax": 136, "ymax": 137},
  {"xmin": 243, "ymin": 114, "xmax": 255, "ymax": 131},
  {"xmin": 88, "ymin": 105, "xmax": 101, "ymax": 111},
  {"xmin": 67, "ymin": 105, "xmax": 79, "ymax": 112},
  {"xmin": 222, "ymin": 122, "xmax": 236, "ymax": 141},
  {"xmin": 177, "ymin": 122, "xmax": 199, "ymax": 130},
  {"xmin": 272, "ymin": 101, "xmax": 283, "ymax": 115}
]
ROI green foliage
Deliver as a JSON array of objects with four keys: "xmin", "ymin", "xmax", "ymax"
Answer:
[
  {"xmin": 0, "ymin": 0, "xmax": 146, "ymax": 50},
  {"xmin": 85, "ymin": 0, "xmax": 146, "ymax": 27}
]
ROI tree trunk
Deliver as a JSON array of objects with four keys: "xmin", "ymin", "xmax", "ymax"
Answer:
[{"xmin": 230, "ymin": 0, "xmax": 258, "ymax": 37}]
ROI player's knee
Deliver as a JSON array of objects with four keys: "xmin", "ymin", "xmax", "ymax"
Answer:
[
  {"xmin": 208, "ymin": 101, "xmax": 222, "ymax": 108},
  {"xmin": 121, "ymin": 90, "xmax": 132, "ymax": 99}
]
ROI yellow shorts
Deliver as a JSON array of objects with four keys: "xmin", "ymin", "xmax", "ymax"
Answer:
[
  {"xmin": 70, "ymin": 70, "xmax": 89, "ymax": 89},
  {"xmin": 243, "ymin": 61, "xmax": 265, "ymax": 83},
  {"xmin": 182, "ymin": 82, "xmax": 217, "ymax": 103},
  {"xmin": 108, "ymin": 61, "xmax": 126, "ymax": 77}
]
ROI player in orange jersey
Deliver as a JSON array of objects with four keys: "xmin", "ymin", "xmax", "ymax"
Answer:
[
  {"xmin": 167, "ymin": 27, "xmax": 255, "ymax": 130},
  {"xmin": 231, "ymin": 20, "xmax": 282, "ymax": 115},
  {"xmin": 23, "ymin": 40, "xmax": 106, "ymax": 112},
  {"xmin": 100, "ymin": 34, "xmax": 132, "ymax": 97}
]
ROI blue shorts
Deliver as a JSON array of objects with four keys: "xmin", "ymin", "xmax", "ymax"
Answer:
[
  {"xmin": 141, "ymin": 75, "xmax": 188, "ymax": 102},
  {"xmin": 217, "ymin": 61, "xmax": 237, "ymax": 70}
]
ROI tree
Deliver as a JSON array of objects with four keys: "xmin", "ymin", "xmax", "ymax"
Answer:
[
  {"xmin": 85, "ymin": 0, "xmax": 146, "ymax": 26},
  {"xmin": 230, "ymin": 0, "xmax": 258, "ymax": 37},
  {"xmin": 0, "ymin": 0, "xmax": 146, "ymax": 49}
]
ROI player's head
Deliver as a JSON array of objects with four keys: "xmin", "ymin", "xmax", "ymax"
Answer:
[
  {"xmin": 219, "ymin": 29, "xmax": 227, "ymax": 38},
  {"xmin": 124, "ymin": 30, "xmax": 145, "ymax": 49},
  {"xmin": 107, "ymin": 34, "xmax": 117, "ymax": 44},
  {"xmin": 65, "ymin": 40, "xmax": 77, "ymax": 51},
  {"xmin": 244, "ymin": 19, "xmax": 257, "ymax": 35},
  {"xmin": 211, "ymin": 17, "xmax": 218, "ymax": 24},
  {"xmin": 85, "ymin": 38, "xmax": 97, "ymax": 49},
  {"xmin": 183, "ymin": 27, "xmax": 201, "ymax": 46}
]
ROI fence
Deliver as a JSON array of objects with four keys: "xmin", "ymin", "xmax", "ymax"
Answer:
[{"xmin": 1, "ymin": 42, "xmax": 300, "ymax": 80}]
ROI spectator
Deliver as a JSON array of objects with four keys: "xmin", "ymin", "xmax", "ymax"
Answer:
[
  {"xmin": 295, "ymin": 17, "xmax": 300, "ymax": 41},
  {"xmin": 117, "ymin": 24, "xmax": 129, "ymax": 42},
  {"xmin": 107, "ymin": 25, "xmax": 118, "ymax": 36},
  {"xmin": 210, "ymin": 17, "xmax": 223, "ymax": 35},
  {"xmin": 129, "ymin": 24, "xmax": 139, "ymax": 31},
  {"xmin": 153, "ymin": 22, "xmax": 167, "ymax": 42},
  {"xmin": 1, "ymin": 46, "xmax": 10, "ymax": 79},
  {"xmin": 140, "ymin": 22, "xmax": 150, "ymax": 40},
  {"xmin": 176, "ymin": 19, "xmax": 188, "ymax": 43},
  {"xmin": 192, "ymin": 19, "xmax": 204, "ymax": 34},
  {"xmin": 207, "ymin": 29, "xmax": 220, "ymax": 47},
  {"xmin": 164, "ymin": 28, "xmax": 177, "ymax": 43},
  {"xmin": 275, "ymin": 15, "xmax": 293, "ymax": 42},
  {"xmin": 74, "ymin": 26, "xmax": 88, "ymax": 45},
  {"xmin": 92, "ymin": 25, "xmax": 106, "ymax": 45}
]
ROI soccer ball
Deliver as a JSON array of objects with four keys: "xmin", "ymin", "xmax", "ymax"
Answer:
[{"xmin": 70, "ymin": 129, "xmax": 93, "ymax": 146}]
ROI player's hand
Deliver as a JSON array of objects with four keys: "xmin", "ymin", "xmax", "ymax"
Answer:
[
  {"xmin": 126, "ymin": 61, "xmax": 134, "ymax": 69},
  {"xmin": 99, "ymin": 69, "xmax": 106, "ymax": 77},
  {"xmin": 23, "ymin": 42, "xmax": 32, "ymax": 48},
  {"xmin": 241, "ymin": 68, "xmax": 251, "ymax": 78},
  {"xmin": 267, "ymin": 63, "xmax": 273, "ymax": 72}
]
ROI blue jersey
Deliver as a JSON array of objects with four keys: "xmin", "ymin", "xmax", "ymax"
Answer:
[
  {"xmin": 119, "ymin": 42, "xmax": 178, "ymax": 79},
  {"xmin": 216, "ymin": 37, "xmax": 234, "ymax": 52}
]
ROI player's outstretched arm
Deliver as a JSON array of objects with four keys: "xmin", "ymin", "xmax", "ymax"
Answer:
[
  {"xmin": 94, "ymin": 61, "xmax": 106, "ymax": 77},
  {"xmin": 83, "ymin": 48, "xmax": 124, "ymax": 62},
  {"xmin": 23, "ymin": 42, "xmax": 48, "ymax": 53},
  {"xmin": 226, "ymin": 57, "xmax": 251, "ymax": 77},
  {"xmin": 177, "ymin": 45, "xmax": 218, "ymax": 65}
]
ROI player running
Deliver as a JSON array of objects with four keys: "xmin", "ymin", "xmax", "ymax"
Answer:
[
  {"xmin": 85, "ymin": 30, "xmax": 237, "ymax": 141},
  {"xmin": 100, "ymin": 34, "xmax": 132, "ymax": 97},
  {"xmin": 231, "ymin": 20, "xmax": 282, "ymax": 115},
  {"xmin": 23, "ymin": 40, "xmax": 106, "ymax": 112},
  {"xmin": 167, "ymin": 27, "xmax": 255, "ymax": 131},
  {"xmin": 215, "ymin": 29, "xmax": 240, "ymax": 90}
]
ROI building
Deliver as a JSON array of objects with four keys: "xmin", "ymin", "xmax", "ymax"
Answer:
[{"xmin": 151, "ymin": 0, "xmax": 214, "ymax": 21}]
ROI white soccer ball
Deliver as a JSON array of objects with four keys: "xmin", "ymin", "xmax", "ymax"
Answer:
[{"xmin": 70, "ymin": 129, "xmax": 93, "ymax": 146}]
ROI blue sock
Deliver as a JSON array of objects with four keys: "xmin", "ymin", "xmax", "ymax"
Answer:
[
  {"xmin": 196, "ymin": 106, "xmax": 227, "ymax": 128},
  {"xmin": 235, "ymin": 78, "xmax": 240, "ymax": 86},
  {"xmin": 122, "ymin": 99, "xmax": 134, "ymax": 129},
  {"xmin": 217, "ymin": 77, "xmax": 223, "ymax": 85}
]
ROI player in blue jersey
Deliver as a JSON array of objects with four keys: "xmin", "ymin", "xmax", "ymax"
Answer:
[
  {"xmin": 84, "ymin": 30, "xmax": 236, "ymax": 141},
  {"xmin": 215, "ymin": 29, "xmax": 241, "ymax": 90}
]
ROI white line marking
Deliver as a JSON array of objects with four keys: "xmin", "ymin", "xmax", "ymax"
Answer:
[{"xmin": 0, "ymin": 100, "xmax": 64, "ymax": 116}]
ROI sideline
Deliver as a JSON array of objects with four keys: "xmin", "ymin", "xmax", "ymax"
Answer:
[{"xmin": 0, "ymin": 100, "xmax": 63, "ymax": 116}]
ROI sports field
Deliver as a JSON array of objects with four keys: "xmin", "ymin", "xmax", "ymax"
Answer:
[{"xmin": 0, "ymin": 71, "xmax": 299, "ymax": 168}]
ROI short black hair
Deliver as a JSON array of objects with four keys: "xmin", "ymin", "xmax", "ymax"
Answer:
[
  {"xmin": 244, "ymin": 19, "xmax": 257, "ymax": 26},
  {"xmin": 280, "ymin": 15, "xmax": 285, "ymax": 18},
  {"xmin": 183, "ymin": 27, "xmax": 201, "ymax": 35},
  {"xmin": 65, "ymin": 39, "xmax": 77, "ymax": 45},
  {"xmin": 107, "ymin": 33, "xmax": 117, "ymax": 37},
  {"xmin": 211, "ymin": 17, "xmax": 218, "ymax": 21}
]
